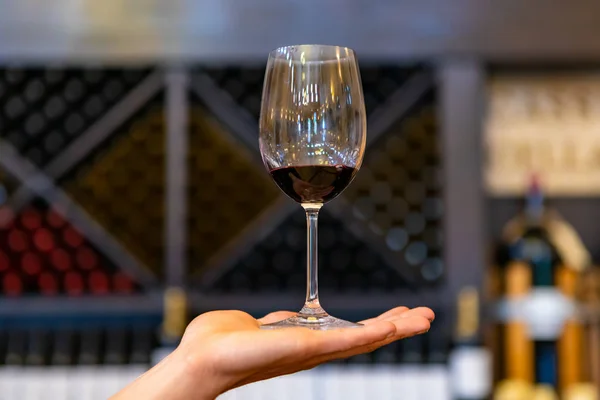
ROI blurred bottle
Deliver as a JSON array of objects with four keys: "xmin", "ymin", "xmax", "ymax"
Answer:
[
  {"xmin": 498, "ymin": 174, "xmax": 589, "ymax": 393},
  {"xmin": 427, "ymin": 313, "xmax": 450, "ymax": 365},
  {"xmin": 395, "ymin": 336, "xmax": 423, "ymax": 400},
  {"xmin": 449, "ymin": 286, "xmax": 492, "ymax": 400},
  {"xmin": 78, "ymin": 329, "xmax": 101, "ymax": 366},
  {"xmin": 580, "ymin": 268, "xmax": 600, "ymax": 398},
  {"xmin": 424, "ymin": 314, "xmax": 451, "ymax": 400},
  {"xmin": 152, "ymin": 287, "xmax": 187, "ymax": 366},
  {"xmin": 51, "ymin": 329, "xmax": 74, "ymax": 366},
  {"xmin": 25, "ymin": 329, "xmax": 48, "ymax": 366},
  {"xmin": 502, "ymin": 175, "xmax": 558, "ymax": 388},
  {"xmin": 130, "ymin": 328, "xmax": 154, "ymax": 365},
  {"xmin": 5, "ymin": 329, "xmax": 25, "ymax": 366},
  {"xmin": 493, "ymin": 379, "xmax": 535, "ymax": 400},
  {"xmin": 104, "ymin": 328, "xmax": 127, "ymax": 365}
]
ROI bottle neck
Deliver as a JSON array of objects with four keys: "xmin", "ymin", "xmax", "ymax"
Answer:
[{"xmin": 524, "ymin": 186, "xmax": 545, "ymax": 226}]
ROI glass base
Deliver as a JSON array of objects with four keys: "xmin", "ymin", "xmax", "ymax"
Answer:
[{"xmin": 260, "ymin": 312, "xmax": 363, "ymax": 330}]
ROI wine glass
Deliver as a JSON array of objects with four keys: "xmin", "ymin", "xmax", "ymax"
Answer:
[{"xmin": 259, "ymin": 45, "xmax": 367, "ymax": 330}]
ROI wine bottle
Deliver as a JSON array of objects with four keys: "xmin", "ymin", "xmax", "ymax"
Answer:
[
  {"xmin": 423, "ymin": 315, "xmax": 451, "ymax": 400},
  {"xmin": 581, "ymin": 268, "xmax": 600, "ymax": 397},
  {"xmin": 556, "ymin": 265, "xmax": 584, "ymax": 390},
  {"xmin": 152, "ymin": 286, "xmax": 187, "ymax": 366},
  {"xmin": 51, "ymin": 329, "xmax": 74, "ymax": 366},
  {"xmin": 501, "ymin": 176, "xmax": 558, "ymax": 387},
  {"xmin": 25, "ymin": 329, "xmax": 48, "ymax": 366},
  {"xmin": 486, "ymin": 261, "xmax": 504, "ymax": 384},
  {"xmin": 46, "ymin": 329, "xmax": 72, "ymax": 400},
  {"xmin": 449, "ymin": 286, "xmax": 492, "ymax": 400},
  {"xmin": 499, "ymin": 174, "xmax": 588, "ymax": 393},
  {"xmin": 73, "ymin": 329, "xmax": 102, "ymax": 400},
  {"xmin": 502, "ymin": 261, "xmax": 534, "ymax": 382},
  {"xmin": 104, "ymin": 328, "xmax": 127, "ymax": 365},
  {"xmin": 5, "ymin": 329, "xmax": 25, "ymax": 366},
  {"xmin": 395, "ymin": 337, "xmax": 422, "ymax": 400}
]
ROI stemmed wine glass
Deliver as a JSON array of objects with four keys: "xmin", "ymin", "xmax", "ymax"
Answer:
[{"xmin": 259, "ymin": 45, "xmax": 367, "ymax": 330}]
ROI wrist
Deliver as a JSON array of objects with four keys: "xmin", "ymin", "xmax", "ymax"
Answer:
[
  {"xmin": 175, "ymin": 345, "xmax": 227, "ymax": 400},
  {"xmin": 112, "ymin": 347, "xmax": 224, "ymax": 400}
]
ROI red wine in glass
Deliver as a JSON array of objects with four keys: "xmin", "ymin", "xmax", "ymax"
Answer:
[{"xmin": 269, "ymin": 165, "xmax": 357, "ymax": 204}]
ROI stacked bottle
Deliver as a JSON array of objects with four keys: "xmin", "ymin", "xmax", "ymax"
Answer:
[
  {"xmin": 493, "ymin": 175, "xmax": 596, "ymax": 399},
  {"xmin": 0, "ymin": 203, "xmax": 137, "ymax": 296}
]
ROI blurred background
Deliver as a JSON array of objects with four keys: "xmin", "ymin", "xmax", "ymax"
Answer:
[{"xmin": 1, "ymin": 0, "xmax": 600, "ymax": 399}]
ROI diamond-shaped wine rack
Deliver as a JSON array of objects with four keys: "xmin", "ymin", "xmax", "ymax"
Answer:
[
  {"xmin": 211, "ymin": 210, "xmax": 410, "ymax": 294},
  {"xmin": 63, "ymin": 98, "xmax": 165, "ymax": 277},
  {"xmin": 191, "ymin": 65, "xmax": 441, "ymax": 292},
  {"xmin": 0, "ymin": 67, "xmax": 158, "ymax": 296},
  {"xmin": 0, "ymin": 63, "xmax": 441, "ymax": 305},
  {"xmin": 187, "ymin": 109, "xmax": 279, "ymax": 269}
]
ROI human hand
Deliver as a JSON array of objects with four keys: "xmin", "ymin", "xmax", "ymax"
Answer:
[{"xmin": 112, "ymin": 306, "xmax": 434, "ymax": 400}]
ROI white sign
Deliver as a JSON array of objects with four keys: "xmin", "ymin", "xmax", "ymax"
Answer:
[{"xmin": 485, "ymin": 75, "xmax": 600, "ymax": 196}]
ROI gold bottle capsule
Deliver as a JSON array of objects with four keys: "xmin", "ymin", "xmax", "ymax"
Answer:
[
  {"xmin": 533, "ymin": 384, "xmax": 559, "ymax": 400},
  {"xmin": 494, "ymin": 379, "xmax": 535, "ymax": 400},
  {"xmin": 563, "ymin": 383, "xmax": 599, "ymax": 400}
]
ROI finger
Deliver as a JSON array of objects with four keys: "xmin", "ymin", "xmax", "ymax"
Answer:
[
  {"xmin": 303, "ymin": 320, "xmax": 397, "ymax": 356},
  {"xmin": 387, "ymin": 315, "xmax": 431, "ymax": 337},
  {"xmin": 258, "ymin": 311, "xmax": 297, "ymax": 325},
  {"xmin": 394, "ymin": 307, "xmax": 435, "ymax": 322},
  {"xmin": 309, "ymin": 315, "xmax": 431, "ymax": 364},
  {"xmin": 359, "ymin": 306, "xmax": 410, "ymax": 325}
]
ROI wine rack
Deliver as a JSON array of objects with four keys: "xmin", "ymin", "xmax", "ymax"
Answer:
[
  {"xmin": 64, "ymin": 99, "xmax": 165, "ymax": 277},
  {"xmin": 211, "ymin": 210, "xmax": 409, "ymax": 294},
  {"xmin": 201, "ymin": 65, "xmax": 421, "ymax": 121},
  {"xmin": 190, "ymin": 66, "xmax": 442, "ymax": 294},
  {"xmin": 187, "ymin": 108, "xmax": 278, "ymax": 270},
  {"xmin": 0, "ymin": 198, "xmax": 139, "ymax": 296},
  {"xmin": 0, "ymin": 68, "xmax": 150, "ymax": 168},
  {"xmin": 201, "ymin": 67, "xmax": 264, "ymax": 121},
  {"xmin": 342, "ymin": 103, "xmax": 443, "ymax": 284},
  {"xmin": 360, "ymin": 66, "xmax": 423, "ymax": 115},
  {"xmin": 0, "ymin": 326, "xmax": 156, "ymax": 367},
  {"xmin": 0, "ymin": 325, "xmax": 157, "ymax": 400},
  {"xmin": 0, "ymin": 170, "xmax": 17, "ymax": 225}
]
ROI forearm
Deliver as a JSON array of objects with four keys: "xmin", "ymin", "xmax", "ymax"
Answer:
[{"xmin": 111, "ymin": 349, "xmax": 222, "ymax": 400}]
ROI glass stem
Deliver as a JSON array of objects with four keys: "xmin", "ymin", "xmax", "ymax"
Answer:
[{"xmin": 299, "ymin": 204, "xmax": 326, "ymax": 317}]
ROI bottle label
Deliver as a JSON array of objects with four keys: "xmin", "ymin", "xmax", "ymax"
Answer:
[
  {"xmin": 449, "ymin": 347, "xmax": 492, "ymax": 398},
  {"xmin": 498, "ymin": 288, "xmax": 578, "ymax": 340}
]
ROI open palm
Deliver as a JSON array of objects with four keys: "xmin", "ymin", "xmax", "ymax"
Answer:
[{"xmin": 177, "ymin": 307, "xmax": 434, "ymax": 398}]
